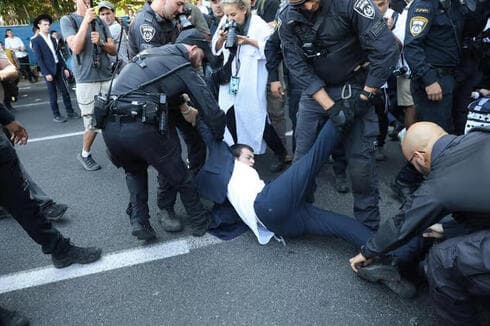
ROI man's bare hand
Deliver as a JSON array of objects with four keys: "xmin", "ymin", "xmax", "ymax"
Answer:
[
  {"xmin": 423, "ymin": 223, "xmax": 444, "ymax": 239},
  {"xmin": 45, "ymin": 74, "xmax": 53, "ymax": 82},
  {"xmin": 385, "ymin": 17, "xmax": 395, "ymax": 29},
  {"xmin": 182, "ymin": 107, "xmax": 198, "ymax": 126},
  {"xmin": 349, "ymin": 253, "xmax": 373, "ymax": 273},
  {"xmin": 90, "ymin": 32, "xmax": 100, "ymax": 45},
  {"xmin": 425, "ymin": 81, "xmax": 443, "ymax": 102},
  {"xmin": 5, "ymin": 121, "xmax": 28, "ymax": 145},
  {"xmin": 83, "ymin": 7, "xmax": 97, "ymax": 26},
  {"xmin": 64, "ymin": 69, "xmax": 70, "ymax": 79},
  {"xmin": 479, "ymin": 89, "xmax": 490, "ymax": 97},
  {"xmin": 270, "ymin": 81, "xmax": 283, "ymax": 99}
]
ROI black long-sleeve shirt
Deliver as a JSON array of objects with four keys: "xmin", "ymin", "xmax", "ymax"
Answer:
[{"xmin": 362, "ymin": 128, "xmax": 490, "ymax": 258}]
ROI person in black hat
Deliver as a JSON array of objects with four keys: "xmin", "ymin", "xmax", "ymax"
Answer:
[
  {"xmin": 31, "ymin": 14, "xmax": 80, "ymax": 123},
  {"xmin": 101, "ymin": 32, "xmax": 225, "ymax": 240}
]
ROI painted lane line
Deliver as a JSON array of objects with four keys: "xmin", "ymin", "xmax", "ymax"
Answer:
[
  {"xmin": 0, "ymin": 234, "xmax": 223, "ymax": 294},
  {"xmin": 29, "ymin": 132, "xmax": 85, "ymax": 143}
]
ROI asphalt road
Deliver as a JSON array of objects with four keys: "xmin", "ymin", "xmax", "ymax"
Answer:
[{"xmin": 1, "ymin": 79, "xmax": 442, "ymax": 325}]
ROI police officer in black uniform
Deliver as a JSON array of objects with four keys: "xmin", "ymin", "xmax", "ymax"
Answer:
[
  {"xmin": 277, "ymin": 0, "xmax": 399, "ymax": 230},
  {"xmin": 102, "ymin": 29, "xmax": 225, "ymax": 240},
  {"xmin": 391, "ymin": 0, "xmax": 476, "ymax": 201},
  {"xmin": 128, "ymin": 1, "xmax": 208, "ymax": 232},
  {"xmin": 351, "ymin": 122, "xmax": 490, "ymax": 325},
  {"xmin": 128, "ymin": 0, "xmax": 179, "ymax": 58}
]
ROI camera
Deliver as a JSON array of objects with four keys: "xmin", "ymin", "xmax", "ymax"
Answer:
[
  {"xmin": 221, "ymin": 20, "xmax": 240, "ymax": 49},
  {"xmin": 176, "ymin": 8, "xmax": 193, "ymax": 30},
  {"xmin": 393, "ymin": 66, "xmax": 408, "ymax": 77}
]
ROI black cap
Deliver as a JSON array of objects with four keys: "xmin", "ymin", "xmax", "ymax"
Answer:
[
  {"xmin": 175, "ymin": 28, "xmax": 218, "ymax": 68},
  {"xmin": 33, "ymin": 14, "xmax": 53, "ymax": 28}
]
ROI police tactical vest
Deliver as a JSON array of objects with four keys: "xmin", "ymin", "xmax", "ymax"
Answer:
[
  {"xmin": 143, "ymin": 11, "xmax": 177, "ymax": 46},
  {"xmin": 292, "ymin": 3, "xmax": 365, "ymax": 85}
]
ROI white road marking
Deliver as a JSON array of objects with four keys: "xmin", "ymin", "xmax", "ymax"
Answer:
[
  {"xmin": 0, "ymin": 234, "xmax": 223, "ymax": 294},
  {"xmin": 29, "ymin": 132, "xmax": 85, "ymax": 143}
]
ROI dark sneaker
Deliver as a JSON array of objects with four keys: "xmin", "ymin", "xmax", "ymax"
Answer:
[
  {"xmin": 158, "ymin": 209, "xmax": 183, "ymax": 232},
  {"xmin": 358, "ymin": 261, "xmax": 417, "ymax": 299},
  {"xmin": 334, "ymin": 176, "xmax": 350, "ymax": 193},
  {"xmin": 67, "ymin": 112, "xmax": 81, "ymax": 119},
  {"xmin": 77, "ymin": 153, "xmax": 101, "ymax": 171},
  {"xmin": 390, "ymin": 179, "xmax": 414, "ymax": 203},
  {"xmin": 53, "ymin": 116, "xmax": 67, "ymax": 123},
  {"xmin": 51, "ymin": 244, "xmax": 102, "ymax": 269},
  {"xmin": 0, "ymin": 306, "xmax": 29, "ymax": 326},
  {"xmin": 381, "ymin": 279, "xmax": 417, "ymax": 299},
  {"xmin": 42, "ymin": 203, "xmax": 68, "ymax": 221},
  {"xmin": 131, "ymin": 221, "xmax": 156, "ymax": 240}
]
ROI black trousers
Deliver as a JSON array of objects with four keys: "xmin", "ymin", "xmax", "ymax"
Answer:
[
  {"xmin": 102, "ymin": 119, "xmax": 208, "ymax": 227},
  {"xmin": 18, "ymin": 56, "xmax": 36, "ymax": 81},
  {"xmin": 0, "ymin": 132, "xmax": 68, "ymax": 254},
  {"xmin": 156, "ymin": 110, "xmax": 206, "ymax": 212},
  {"xmin": 425, "ymin": 230, "xmax": 490, "ymax": 326}
]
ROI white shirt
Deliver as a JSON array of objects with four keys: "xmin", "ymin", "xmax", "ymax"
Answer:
[
  {"xmin": 227, "ymin": 160, "xmax": 275, "ymax": 245},
  {"xmin": 5, "ymin": 36, "xmax": 27, "ymax": 58},
  {"xmin": 40, "ymin": 33, "xmax": 58, "ymax": 64}
]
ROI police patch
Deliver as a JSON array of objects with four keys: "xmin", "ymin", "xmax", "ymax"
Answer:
[
  {"xmin": 140, "ymin": 24, "xmax": 156, "ymax": 43},
  {"xmin": 354, "ymin": 0, "xmax": 375, "ymax": 19},
  {"xmin": 409, "ymin": 16, "xmax": 428, "ymax": 37}
]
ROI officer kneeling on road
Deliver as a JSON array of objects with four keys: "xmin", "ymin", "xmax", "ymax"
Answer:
[{"xmin": 99, "ymin": 29, "xmax": 226, "ymax": 241}]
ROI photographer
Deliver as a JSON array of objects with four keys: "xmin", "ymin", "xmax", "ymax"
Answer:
[
  {"xmin": 60, "ymin": 0, "xmax": 116, "ymax": 171},
  {"xmin": 98, "ymin": 1, "xmax": 129, "ymax": 71},
  {"xmin": 211, "ymin": 0, "xmax": 289, "ymax": 171}
]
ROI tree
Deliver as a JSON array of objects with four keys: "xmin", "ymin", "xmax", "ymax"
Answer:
[{"xmin": 0, "ymin": 0, "xmax": 75, "ymax": 25}]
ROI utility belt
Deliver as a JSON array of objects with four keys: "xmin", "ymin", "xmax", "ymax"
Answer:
[
  {"xmin": 324, "ymin": 64, "xmax": 368, "ymax": 89},
  {"xmin": 93, "ymin": 93, "xmax": 169, "ymax": 137}
]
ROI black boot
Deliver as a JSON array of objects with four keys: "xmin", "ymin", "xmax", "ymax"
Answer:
[
  {"xmin": 158, "ymin": 208, "xmax": 183, "ymax": 232},
  {"xmin": 51, "ymin": 243, "xmax": 102, "ymax": 268},
  {"xmin": 357, "ymin": 259, "xmax": 417, "ymax": 299},
  {"xmin": 131, "ymin": 220, "xmax": 156, "ymax": 241}
]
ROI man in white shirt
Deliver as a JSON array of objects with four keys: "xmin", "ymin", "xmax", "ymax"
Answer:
[
  {"xmin": 4, "ymin": 29, "xmax": 37, "ymax": 83},
  {"xmin": 31, "ymin": 14, "xmax": 80, "ymax": 122}
]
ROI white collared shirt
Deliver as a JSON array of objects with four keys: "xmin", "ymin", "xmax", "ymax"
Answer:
[
  {"xmin": 227, "ymin": 160, "xmax": 275, "ymax": 245},
  {"xmin": 39, "ymin": 33, "xmax": 58, "ymax": 64}
]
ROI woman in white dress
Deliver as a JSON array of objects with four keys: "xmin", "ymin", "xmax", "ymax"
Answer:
[{"xmin": 211, "ymin": 0, "xmax": 288, "ymax": 171}]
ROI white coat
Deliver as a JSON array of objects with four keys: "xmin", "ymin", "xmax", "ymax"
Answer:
[{"xmin": 212, "ymin": 14, "xmax": 272, "ymax": 154}]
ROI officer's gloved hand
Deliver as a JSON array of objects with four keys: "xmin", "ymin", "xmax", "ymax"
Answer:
[{"xmin": 327, "ymin": 100, "xmax": 355, "ymax": 128}]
